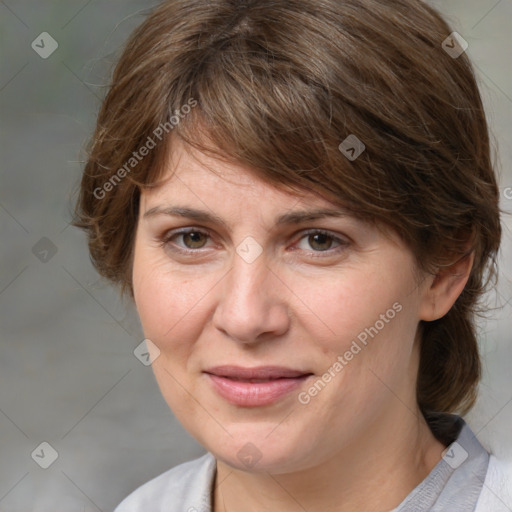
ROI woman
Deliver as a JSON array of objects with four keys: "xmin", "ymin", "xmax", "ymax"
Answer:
[{"xmin": 74, "ymin": 0, "xmax": 511, "ymax": 510}]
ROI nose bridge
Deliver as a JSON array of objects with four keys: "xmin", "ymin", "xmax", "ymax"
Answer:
[
  {"xmin": 213, "ymin": 252, "xmax": 289, "ymax": 342},
  {"xmin": 226, "ymin": 254, "xmax": 270, "ymax": 314}
]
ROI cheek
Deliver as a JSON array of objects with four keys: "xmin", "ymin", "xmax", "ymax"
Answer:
[
  {"xmin": 302, "ymin": 266, "xmax": 405, "ymax": 345},
  {"xmin": 132, "ymin": 251, "xmax": 215, "ymax": 414},
  {"xmin": 307, "ymin": 261, "xmax": 420, "ymax": 382},
  {"xmin": 132, "ymin": 249, "xmax": 213, "ymax": 356}
]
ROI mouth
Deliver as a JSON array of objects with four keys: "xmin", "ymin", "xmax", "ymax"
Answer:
[{"xmin": 204, "ymin": 366, "xmax": 314, "ymax": 407}]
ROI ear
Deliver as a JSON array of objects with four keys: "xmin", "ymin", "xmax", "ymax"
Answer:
[{"xmin": 419, "ymin": 251, "xmax": 475, "ymax": 322}]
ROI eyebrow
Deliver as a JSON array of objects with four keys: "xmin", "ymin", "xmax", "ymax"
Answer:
[{"xmin": 142, "ymin": 206, "xmax": 350, "ymax": 227}]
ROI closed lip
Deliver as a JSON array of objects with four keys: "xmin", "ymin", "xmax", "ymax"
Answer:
[
  {"xmin": 203, "ymin": 365, "xmax": 313, "ymax": 381},
  {"xmin": 204, "ymin": 365, "xmax": 314, "ymax": 407}
]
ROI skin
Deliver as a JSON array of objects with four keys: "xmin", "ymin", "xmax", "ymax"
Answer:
[{"xmin": 132, "ymin": 138, "xmax": 473, "ymax": 512}]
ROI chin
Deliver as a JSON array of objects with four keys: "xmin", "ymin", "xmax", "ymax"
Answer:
[{"xmin": 199, "ymin": 424, "xmax": 311, "ymax": 474}]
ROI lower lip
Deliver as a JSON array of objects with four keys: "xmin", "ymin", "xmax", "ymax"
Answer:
[{"xmin": 206, "ymin": 374, "xmax": 311, "ymax": 407}]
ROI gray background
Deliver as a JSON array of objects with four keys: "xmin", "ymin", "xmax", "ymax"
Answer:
[{"xmin": 0, "ymin": 1, "xmax": 511, "ymax": 511}]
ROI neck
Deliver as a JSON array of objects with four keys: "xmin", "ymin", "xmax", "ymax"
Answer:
[{"xmin": 213, "ymin": 407, "xmax": 445, "ymax": 512}]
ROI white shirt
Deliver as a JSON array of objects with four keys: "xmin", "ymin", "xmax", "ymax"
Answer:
[{"xmin": 114, "ymin": 416, "xmax": 512, "ymax": 512}]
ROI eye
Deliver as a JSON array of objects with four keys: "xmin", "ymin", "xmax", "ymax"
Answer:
[
  {"xmin": 160, "ymin": 228, "xmax": 212, "ymax": 252},
  {"xmin": 295, "ymin": 230, "xmax": 347, "ymax": 254},
  {"xmin": 158, "ymin": 227, "xmax": 349, "ymax": 258},
  {"xmin": 179, "ymin": 230, "xmax": 209, "ymax": 249}
]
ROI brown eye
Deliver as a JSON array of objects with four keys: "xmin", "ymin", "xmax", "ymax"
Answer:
[
  {"xmin": 295, "ymin": 230, "xmax": 348, "ymax": 256},
  {"xmin": 160, "ymin": 229, "xmax": 212, "ymax": 252},
  {"xmin": 180, "ymin": 231, "xmax": 209, "ymax": 249},
  {"xmin": 307, "ymin": 233, "xmax": 334, "ymax": 251}
]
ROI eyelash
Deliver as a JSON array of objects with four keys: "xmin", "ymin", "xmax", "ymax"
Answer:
[{"xmin": 158, "ymin": 228, "xmax": 349, "ymax": 258}]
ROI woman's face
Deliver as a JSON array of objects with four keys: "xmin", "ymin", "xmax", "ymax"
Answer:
[{"xmin": 132, "ymin": 139, "xmax": 432, "ymax": 474}]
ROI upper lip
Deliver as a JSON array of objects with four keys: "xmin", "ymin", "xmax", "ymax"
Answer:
[{"xmin": 204, "ymin": 365, "xmax": 312, "ymax": 380}]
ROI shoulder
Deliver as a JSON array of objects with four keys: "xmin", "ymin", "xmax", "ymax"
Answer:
[
  {"xmin": 475, "ymin": 454, "xmax": 512, "ymax": 512},
  {"xmin": 113, "ymin": 452, "xmax": 216, "ymax": 512}
]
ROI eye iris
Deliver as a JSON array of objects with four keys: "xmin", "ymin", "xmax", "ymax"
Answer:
[
  {"xmin": 183, "ymin": 232, "xmax": 207, "ymax": 249},
  {"xmin": 309, "ymin": 233, "xmax": 332, "ymax": 251}
]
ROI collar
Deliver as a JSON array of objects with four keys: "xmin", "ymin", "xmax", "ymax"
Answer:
[
  {"xmin": 392, "ymin": 413, "xmax": 490, "ymax": 511},
  {"xmin": 184, "ymin": 414, "xmax": 489, "ymax": 512}
]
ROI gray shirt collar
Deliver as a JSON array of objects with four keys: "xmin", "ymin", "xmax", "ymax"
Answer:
[
  {"xmin": 392, "ymin": 413, "xmax": 489, "ymax": 512},
  {"xmin": 184, "ymin": 414, "xmax": 489, "ymax": 512}
]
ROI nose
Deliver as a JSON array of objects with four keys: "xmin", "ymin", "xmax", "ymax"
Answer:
[{"xmin": 212, "ymin": 253, "xmax": 290, "ymax": 345}]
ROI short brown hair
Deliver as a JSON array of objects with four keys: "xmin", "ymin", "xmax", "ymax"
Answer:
[{"xmin": 74, "ymin": 0, "xmax": 501, "ymax": 417}]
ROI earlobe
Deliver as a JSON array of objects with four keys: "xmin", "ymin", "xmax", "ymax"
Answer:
[{"xmin": 419, "ymin": 251, "xmax": 474, "ymax": 322}]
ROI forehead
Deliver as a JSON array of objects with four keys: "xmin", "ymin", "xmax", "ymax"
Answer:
[
  {"xmin": 137, "ymin": 139, "xmax": 403, "ymax": 251},
  {"xmin": 141, "ymin": 138, "xmax": 337, "ymax": 211}
]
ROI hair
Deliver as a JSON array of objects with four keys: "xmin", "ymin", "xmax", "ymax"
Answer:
[{"xmin": 74, "ymin": 0, "xmax": 502, "ymax": 418}]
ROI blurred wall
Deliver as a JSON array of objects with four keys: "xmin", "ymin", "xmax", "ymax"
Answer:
[{"xmin": 1, "ymin": 1, "xmax": 511, "ymax": 510}]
